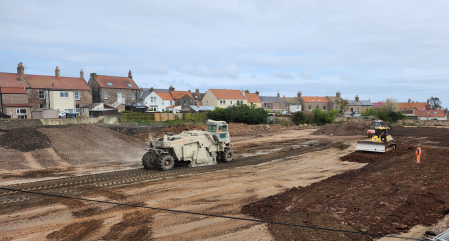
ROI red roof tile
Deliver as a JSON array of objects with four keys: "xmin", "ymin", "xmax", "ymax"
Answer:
[
  {"xmin": 245, "ymin": 93, "xmax": 260, "ymax": 103},
  {"xmin": 171, "ymin": 91, "xmax": 193, "ymax": 99},
  {"xmin": 414, "ymin": 110, "xmax": 446, "ymax": 118},
  {"xmin": 302, "ymin": 96, "xmax": 329, "ymax": 103},
  {"xmin": 0, "ymin": 72, "xmax": 28, "ymax": 88},
  {"xmin": 209, "ymin": 89, "xmax": 246, "ymax": 100},
  {"xmin": 24, "ymin": 74, "xmax": 90, "ymax": 90},
  {"xmin": 399, "ymin": 102, "xmax": 428, "ymax": 109},
  {"xmin": 156, "ymin": 92, "xmax": 174, "ymax": 100},
  {"xmin": 96, "ymin": 75, "xmax": 139, "ymax": 89},
  {"xmin": 2, "ymin": 103, "xmax": 32, "ymax": 107},
  {"xmin": 0, "ymin": 87, "xmax": 27, "ymax": 94}
]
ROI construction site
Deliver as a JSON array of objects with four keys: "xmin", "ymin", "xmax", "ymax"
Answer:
[{"xmin": 0, "ymin": 121, "xmax": 448, "ymax": 240}]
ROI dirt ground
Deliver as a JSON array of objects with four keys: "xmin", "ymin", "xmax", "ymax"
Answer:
[
  {"xmin": 242, "ymin": 126, "xmax": 449, "ymax": 240},
  {"xmin": 312, "ymin": 121, "xmax": 373, "ymax": 136},
  {"xmin": 0, "ymin": 124, "xmax": 448, "ymax": 240}
]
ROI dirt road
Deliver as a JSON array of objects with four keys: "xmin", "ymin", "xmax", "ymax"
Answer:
[{"xmin": 0, "ymin": 129, "xmax": 365, "ymax": 240}]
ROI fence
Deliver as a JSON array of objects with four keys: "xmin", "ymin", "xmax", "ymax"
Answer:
[{"xmin": 121, "ymin": 112, "xmax": 207, "ymax": 123}]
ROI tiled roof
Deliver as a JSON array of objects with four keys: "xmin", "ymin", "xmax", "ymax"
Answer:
[
  {"xmin": 190, "ymin": 106, "xmax": 215, "ymax": 111},
  {"xmin": 414, "ymin": 110, "xmax": 446, "ymax": 118},
  {"xmin": 2, "ymin": 103, "xmax": 32, "ymax": 107},
  {"xmin": 302, "ymin": 96, "xmax": 329, "ymax": 103},
  {"xmin": 0, "ymin": 87, "xmax": 27, "ymax": 94},
  {"xmin": 96, "ymin": 75, "xmax": 139, "ymax": 89},
  {"xmin": 347, "ymin": 100, "xmax": 374, "ymax": 106},
  {"xmin": 398, "ymin": 102, "xmax": 428, "ymax": 109},
  {"xmin": 166, "ymin": 105, "xmax": 180, "ymax": 108},
  {"xmin": 24, "ymin": 74, "xmax": 90, "ymax": 90},
  {"xmin": 246, "ymin": 93, "xmax": 260, "ymax": 103},
  {"xmin": 171, "ymin": 91, "xmax": 193, "ymax": 99},
  {"xmin": 0, "ymin": 72, "xmax": 28, "ymax": 88},
  {"xmin": 259, "ymin": 96, "xmax": 282, "ymax": 103},
  {"xmin": 280, "ymin": 97, "xmax": 301, "ymax": 105},
  {"xmin": 209, "ymin": 89, "xmax": 246, "ymax": 100},
  {"xmin": 192, "ymin": 92, "xmax": 204, "ymax": 100},
  {"xmin": 156, "ymin": 92, "xmax": 174, "ymax": 101}
]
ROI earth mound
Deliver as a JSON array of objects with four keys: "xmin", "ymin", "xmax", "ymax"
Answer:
[
  {"xmin": 312, "ymin": 121, "xmax": 372, "ymax": 136},
  {"xmin": 0, "ymin": 127, "xmax": 51, "ymax": 152}
]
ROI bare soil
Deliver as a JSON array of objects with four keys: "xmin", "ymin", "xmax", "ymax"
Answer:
[
  {"xmin": 0, "ymin": 127, "xmax": 51, "ymax": 152},
  {"xmin": 312, "ymin": 121, "xmax": 373, "ymax": 136},
  {"xmin": 242, "ymin": 126, "xmax": 449, "ymax": 240}
]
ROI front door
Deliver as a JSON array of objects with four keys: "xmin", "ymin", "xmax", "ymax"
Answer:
[
  {"xmin": 117, "ymin": 92, "xmax": 122, "ymax": 100},
  {"xmin": 8, "ymin": 108, "xmax": 12, "ymax": 116}
]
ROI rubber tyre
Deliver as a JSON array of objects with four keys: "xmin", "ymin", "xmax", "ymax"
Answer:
[
  {"xmin": 157, "ymin": 155, "xmax": 175, "ymax": 171},
  {"xmin": 142, "ymin": 152, "xmax": 154, "ymax": 169},
  {"xmin": 221, "ymin": 149, "xmax": 234, "ymax": 162}
]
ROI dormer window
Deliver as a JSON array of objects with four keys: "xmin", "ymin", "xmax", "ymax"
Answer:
[
  {"xmin": 16, "ymin": 78, "xmax": 21, "ymax": 81},
  {"xmin": 127, "ymin": 84, "xmax": 133, "ymax": 87},
  {"xmin": 312, "ymin": 99, "xmax": 315, "ymax": 102},
  {"xmin": 107, "ymin": 82, "xmax": 113, "ymax": 86},
  {"xmin": 318, "ymin": 99, "xmax": 321, "ymax": 102}
]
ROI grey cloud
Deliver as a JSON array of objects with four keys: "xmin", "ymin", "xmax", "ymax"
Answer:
[
  {"xmin": 301, "ymin": 68, "xmax": 313, "ymax": 80},
  {"xmin": 178, "ymin": 64, "xmax": 239, "ymax": 79}
]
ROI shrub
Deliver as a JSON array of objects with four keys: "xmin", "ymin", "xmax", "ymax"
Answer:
[
  {"xmin": 207, "ymin": 104, "xmax": 269, "ymax": 125},
  {"xmin": 292, "ymin": 111, "xmax": 306, "ymax": 125}
]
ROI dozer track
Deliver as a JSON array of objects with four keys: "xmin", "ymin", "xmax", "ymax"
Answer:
[{"xmin": 355, "ymin": 141, "xmax": 396, "ymax": 153}]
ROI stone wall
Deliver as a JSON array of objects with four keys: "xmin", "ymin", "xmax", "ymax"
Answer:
[
  {"xmin": 398, "ymin": 119, "xmax": 449, "ymax": 126},
  {"xmin": 0, "ymin": 118, "xmax": 42, "ymax": 130},
  {"xmin": 2, "ymin": 93, "xmax": 28, "ymax": 104}
]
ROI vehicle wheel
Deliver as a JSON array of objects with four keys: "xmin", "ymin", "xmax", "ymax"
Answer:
[
  {"xmin": 221, "ymin": 149, "xmax": 234, "ymax": 162},
  {"xmin": 157, "ymin": 155, "xmax": 175, "ymax": 171},
  {"xmin": 142, "ymin": 152, "xmax": 154, "ymax": 169}
]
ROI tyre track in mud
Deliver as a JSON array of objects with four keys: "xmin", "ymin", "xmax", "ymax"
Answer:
[{"xmin": 0, "ymin": 140, "xmax": 345, "ymax": 205}]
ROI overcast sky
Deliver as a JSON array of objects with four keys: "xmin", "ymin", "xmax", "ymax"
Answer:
[{"xmin": 1, "ymin": 0, "xmax": 448, "ymax": 106}]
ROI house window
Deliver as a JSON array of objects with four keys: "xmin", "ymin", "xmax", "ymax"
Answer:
[
  {"xmin": 308, "ymin": 106, "xmax": 311, "ymax": 110},
  {"xmin": 335, "ymin": 106, "xmax": 338, "ymax": 110},
  {"xmin": 162, "ymin": 100, "xmax": 164, "ymax": 105},
  {"xmin": 296, "ymin": 105, "xmax": 299, "ymax": 109},
  {"xmin": 39, "ymin": 90, "xmax": 45, "ymax": 99},
  {"xmin": 223, "ymin": 100, "xmax": 226, "ymax": 104},
  {"xmin": 75, "ymin": 91, "xmax": 80, "ymax": 100},
  {"xmin": 39, "ymin": 104, "xmax": 45, "ymax": 109},
  {"xmin": 127, "ymin": 83, "xmax": 133, "ymax": 87},
  {"xmin": 16, "ymin": 109, "xmax": 27, "ymax": 115},
  {"xmin": 206, "ymin": 100, "xmax": 208, "ymax": 104},
  {"xmin": 264, "ymin": 103, "xmax": 267, "ymax": 108},
  {"xmin": 106, "ymin": 82, "xmax": 113, "ymax": 86},
  {"xmin": 65, "ymin": 109, "xmax": 73, "ymax": 113},
  {"xmin": 195, "ymin": 102, "xmax": 198, "ymax": 105},
  {"xmin": 220, "ymin": 100, "xmax": 222, "ymax": 104},
  {"xmin": 323, "ymin": 106, "xmax": 326, "ymax": 110},
  {"xmin": 434, "ymin": 111, "xmax": 438, "ymax": 114},
  {"xmin": 285, "ymin": 106, "xmax": 288, "ymax": 110},
  {"xmin": 104, "ymin": 92, "xmax": 108, "ymax": 99},
  {"xmin": 230, "ymin": 100, "xmax": 233, "ymax": 105},
  {"xmin": 132, "ymin": 93, "xmax": 135, "ymax": 100},
  {"xmin": 76, "ymin": 104, "xmax": 80, "ymax": 113},
  {"xmin": 184, "ymin": 101, "xmax": 187, "ymax": 105},
  {"xmin": 60, "ymin": 92, "xmax": 69, "ymax": 98},
  {"xmin": 170, "ymin": 101, "xmax": 173, "ymax": 105},
  {"xmin": 122, "ymin": 93, "xmax": 125, "ymax": 99},
  {"xmin": 151, "ymin": 97, "xmax": 156, "ymax": 102}
]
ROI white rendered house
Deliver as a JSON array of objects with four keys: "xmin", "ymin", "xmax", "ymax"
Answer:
[{"xmin": 141, "ymin": 91, "xmax": 174, "ymax": 112}]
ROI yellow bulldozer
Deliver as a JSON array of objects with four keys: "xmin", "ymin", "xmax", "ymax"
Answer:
[{"xmin": 356, "ymin": 125, "xmax": 396, "ymax": 153}]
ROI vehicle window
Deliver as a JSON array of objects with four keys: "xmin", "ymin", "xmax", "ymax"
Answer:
[
  {"xmin": 219, "ymin": 133, "xmax": 227, "ymax": 139},
  {"xmin": 221, "ymin": 125, "xmax": 228, "ymax": 132},
  {"xmin": 207, "ymin": 125, "xmax": 217, "ymax": 132}
]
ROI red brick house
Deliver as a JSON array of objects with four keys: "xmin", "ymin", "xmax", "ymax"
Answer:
[{"xmin": 88, "ymin": 71, "xmax": 140, "ymax": 112}]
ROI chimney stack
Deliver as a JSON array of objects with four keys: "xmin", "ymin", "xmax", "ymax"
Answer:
[
  {"xmin": 169, "ymin": 85, "xmax": 174, "ymax": 92},
  {"xmin": 80, "ymin": 69, "xmax": 84, "ymax": 79},
  {"xmin": 336, "ymin": 91, "xmax": 341, "ymax": 98},
  {"xmin": 55, "ymin": 66, "xmax": 60, "ymax": 77},
  {"xmin": 196, "ymin": 88, "xmax": 199, "ymax": 93},
  {"xmin": 408, "ymin": 98, "xmax": 411, "ymax": 104},
  {"xmin": 17, "ymin": 62, "xmax": 25, "ymax": 77},
  {"xmin": 297, "ymin": 91, "xmax": 302, "ymax": 99},
  {"xmin": 355, "ymin": 95, "xmax": 359, "ymax": 102},
  {"xmin": 128, "ymin": 70, "xmax": 132, "ymax": 79},
  {"xmin": 255, "ymin": 90, "xmax": 259, "ymax": 96},
  {"xmin": 242, "ymin": 91, "xmax": 246, "ymax": 96},
  {"xmin": 188, "ymin": 90, "xmax": 191, "ymax": 93},
  {"xmin": 90, "ymin": 73, "xmax": 97, "ymax": 79},
  {"xmin": 150, "ymin": 87, "xmax": 154, "ymax": 92},
  {"xmin": 277, "ymin": 91, "xmax": 280, "ymax": 98},
  {"xmin": 245, "ymin": 90, "xmax": 249, "ymax": 94}
]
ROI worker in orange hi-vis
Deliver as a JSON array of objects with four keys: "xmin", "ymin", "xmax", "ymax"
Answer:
[{"xmin": 416, "ymin": 145, "xmax": 421, "ymax": 163}]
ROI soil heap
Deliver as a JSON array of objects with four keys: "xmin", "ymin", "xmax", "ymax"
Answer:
[
  {"xmin": 312, "ymin": 121, "xmax": 372, "ymax": 136},
  {"xmin": 0, "ymin": 127, "xmax": 50, "ymax": 152}
]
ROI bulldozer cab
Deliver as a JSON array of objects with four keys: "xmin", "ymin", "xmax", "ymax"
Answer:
[
  {"xmin": 375, "ymin": 127, "xmax": 390, "ymax": 142},
  {"xmin": 374, "ymin": 120, "xmax": 385, "ymax": 128},
  {"xmin": 207, "ymin": 121, "xmax": 229, "ymax": 141}
]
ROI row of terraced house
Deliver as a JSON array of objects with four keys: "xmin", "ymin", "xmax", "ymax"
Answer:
[{"xmin": 1, "ymin": 63, "xmax": 442, "ymax": 119}]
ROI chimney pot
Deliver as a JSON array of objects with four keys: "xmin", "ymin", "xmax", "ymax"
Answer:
[
  {"xmin": 297, "ymin": 91, "xmax": 302, "ymax": 99},
  {"xmin": 80, "ymin": 69, "xmax": 84, "ymax": 79},
  {"xmin": 196, "ymin": 88, "xmax": 199, "ymax": 93},
  {"xmin": 277, "ymin": 92, "xmax": 280, "ymax": 98},
  {"xmin": 255, "ymin": 90, "xmax": 259, "ymax": 96}
]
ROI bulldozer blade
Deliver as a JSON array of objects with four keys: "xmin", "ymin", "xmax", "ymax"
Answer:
[{"xmin": 355, "ymin": 141, "xmax": 386, "ymax": 153}]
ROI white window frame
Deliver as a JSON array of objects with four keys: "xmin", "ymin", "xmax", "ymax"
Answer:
[
  {"xmin": 75, "ymin": 91, "xmax": 80, "ymax": 100},
  {"xmin": 264, "ymin": 103, "xmax": 267, "ymax": 108},
  {"xmin": 16, "ymin": 109, "xmax": 27, "ymax": 115},
  {"xmin": 230, "ymin": 100, "xmax": 233, "ymax": 105},
  {"xmin": 151, "ymin": 97, "xmax": 156, "ymax": 103},
  {"xmin": 39, "ymin": 90, "xmax": 45, "ymax": 99},
  {"xmin": 132, "ymin": 93, "xmax": 135, "ymax": 100},
  {"xmin": 162, "ymin": 100, "xmax": 164, "ymax": 105},
  {"xmin": 170, "ymin": 101, "xmax": 173, "ymax": 105},
  {"xmin": 104, "ymin": 92, "xmax": 108, "ymax": 99},
  {"xmin": 76, "ymin": 104, "xmax": 80, "ymax": 113},
  {"xmin": 184, "ymin": 100, "xmax": 187, "ymax": 105},
  {"xmin": 308, "ymin": 106, "xmax": 312, "ymax": 110},
  {"xmin": 60, "ymin": 92, "xmax": 69, "ymax": 98}
]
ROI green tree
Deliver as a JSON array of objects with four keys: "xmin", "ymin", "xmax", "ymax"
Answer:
[
  {"xmin": 361, "ymin": 107, "xmax": 377, "ymax": 116},
  {"xmin": 207, "ymin": 104, "xmax": 269, "ymax": 124},
  {"xmin": 292, "ymin": 111, "xmax": 306, "ymax": 125}
]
